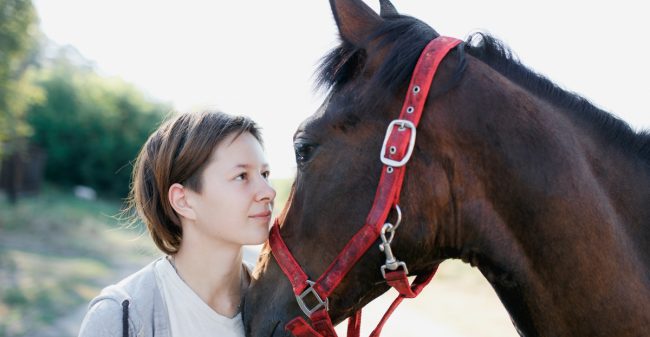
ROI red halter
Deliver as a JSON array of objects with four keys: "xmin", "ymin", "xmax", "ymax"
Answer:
[{"xmin": 269, "ymin": 36, "xmax": 463, "ymax": 337}]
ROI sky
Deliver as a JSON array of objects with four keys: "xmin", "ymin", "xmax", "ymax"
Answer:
[{"xmin": 33, "ymin": 0, "xmax": 649, "ymax": 178}]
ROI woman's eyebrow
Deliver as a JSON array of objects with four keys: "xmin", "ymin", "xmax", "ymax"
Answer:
[{"xmin": 233, "ymin": 163, "xmax": 270, "ymax": 169}]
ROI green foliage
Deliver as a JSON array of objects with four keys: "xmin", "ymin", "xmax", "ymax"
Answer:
[
  {"xmin": 0, "ymin": 0, "xmax": 40, "ymax": 158},
  {"xmin": 0, "ymin": 1, "xmax": 169, "ymax": 198},
  {"xmin": 27, "ymin": 54, "xmax": 171, "ymax": 197},
  {"xmin": 2, "ymin": 288, "xmax": 27, "ymax": 306}
]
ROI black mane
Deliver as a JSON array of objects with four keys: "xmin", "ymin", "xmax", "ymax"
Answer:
[
  {"xmin": 465, "ymin": 33, "xmax": 650, "ymax": 162},
  {"xmin": 317, "ymin": 14, "xmax": 650, "ymax": 162},
  {"xmin": 317, "ymin": 15, "xmax": 437, "ymax": 94}
]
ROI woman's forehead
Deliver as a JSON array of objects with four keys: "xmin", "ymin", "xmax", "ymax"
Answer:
[{"xmin": 210, "ymin": 133, "xmax": 268, "ymax": 168}]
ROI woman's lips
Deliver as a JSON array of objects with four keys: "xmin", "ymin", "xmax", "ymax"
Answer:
[{"xmin": 250, "ymin": 210, "xmax": 272, "ymax": 218}]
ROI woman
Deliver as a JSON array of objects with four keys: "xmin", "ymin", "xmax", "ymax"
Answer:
[{"xmin": 78, "ymin": 110, "xmax": 276, "ymax": 337}]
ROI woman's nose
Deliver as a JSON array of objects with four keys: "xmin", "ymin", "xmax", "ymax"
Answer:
[{"xmin": 257, "ymin": 178, "xmax": 276, "ymax": 202}]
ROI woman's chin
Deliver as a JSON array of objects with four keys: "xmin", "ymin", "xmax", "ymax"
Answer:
[{"xmin": 242, "ymin": 229, "xmax": 271, "ymax": 246}]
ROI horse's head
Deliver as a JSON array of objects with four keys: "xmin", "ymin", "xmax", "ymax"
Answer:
[{"xmin": 245, "ymin": 0, "xmax": 529, "ymax": 335}]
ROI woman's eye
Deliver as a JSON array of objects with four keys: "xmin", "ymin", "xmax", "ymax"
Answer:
[
  {"xmin": 236, "ymin": 173, "xmax": 247, "ymax": 180},
  {"xmin": 294, "ymin": 142, "xmax": 315, "ymax": 164},
  {"xmin": 262, "ymin": 171, "xmax": 270, "ymax": 179}
]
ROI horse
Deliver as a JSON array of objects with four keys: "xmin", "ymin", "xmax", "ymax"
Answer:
[{"xmin": 243, "ymin": 0, "xmax": 650, "ymax": 336}]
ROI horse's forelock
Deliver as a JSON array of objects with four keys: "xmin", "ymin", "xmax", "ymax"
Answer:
[{"xmin": 316, "ymin": 15, "xmax": 435, "ymax": 94}]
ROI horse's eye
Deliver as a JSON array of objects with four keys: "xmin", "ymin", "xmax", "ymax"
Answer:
[{"xmin": 294, "ymin": 142, "xmax": 315, "ymax": 165}]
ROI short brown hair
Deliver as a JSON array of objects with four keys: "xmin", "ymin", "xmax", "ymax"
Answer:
[{"xmin": 127, "ymin": 110, "xmax": 262, "ymax": 254}]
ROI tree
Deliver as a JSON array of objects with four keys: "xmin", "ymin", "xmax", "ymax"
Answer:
[
  {"xmin": 0, "ymin": 0, "xmax": 42, "ymax": 203},
  {"xmin": 27, "ymin": 50, "xmax": 171, "ymax": 198},
  {"xmin": 0, "ymin": 0, "xmax": 40, "ymax": 149}
]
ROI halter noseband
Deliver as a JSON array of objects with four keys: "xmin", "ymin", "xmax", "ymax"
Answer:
[{"xmin": 269, "ymin": 36, "xmax": 463, "ymax": 337}]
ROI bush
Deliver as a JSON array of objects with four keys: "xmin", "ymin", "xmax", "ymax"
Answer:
[{"xmin": 27, "ymin": 56, "xmax": 171, "ymax": 197}]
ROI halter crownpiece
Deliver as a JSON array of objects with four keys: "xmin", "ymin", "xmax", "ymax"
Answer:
[{"xmin": 269, "ymin": 36, "xmax": 463, "ymax": 337}]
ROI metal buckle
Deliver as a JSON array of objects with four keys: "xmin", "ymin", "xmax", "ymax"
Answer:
[
  {"xmin": 379, "ymin": 221, "xmax": 409, "ymax": 278},
  {"xmin": 295, "ymin": 280, "xmax": 329, "ymax": 317},
  {"xmin": 380, "ymin": 119, "xmax": 417, "ymax": 167}
]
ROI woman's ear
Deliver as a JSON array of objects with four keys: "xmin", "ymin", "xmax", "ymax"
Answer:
[{"xmin": 168, "ymin": 183, "xmax": 197, "ymax": 221}]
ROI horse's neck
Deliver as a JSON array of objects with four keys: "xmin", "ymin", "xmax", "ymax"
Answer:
[
  {"xmin": 471, "ymin": 100, "xmax": 650, "ymax": 336},
  {"xmin": 576, "ymin": 124, "xmax": 650, "ymax": 258}
]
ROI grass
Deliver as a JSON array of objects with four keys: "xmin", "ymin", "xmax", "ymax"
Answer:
[{"xmin": 0, "ymin": 186, "xmax": 157, "ymax": 337}]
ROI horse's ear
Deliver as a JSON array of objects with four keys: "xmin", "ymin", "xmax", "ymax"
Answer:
[
  {"xmin": 329, "ymin": 0, "xmax": 382, "ymax": 47},
  {"xmin": 379, "ymin": 0, "xmax": 398, "ymax": 17}
]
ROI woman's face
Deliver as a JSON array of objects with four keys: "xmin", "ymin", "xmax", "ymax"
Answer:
[{"xmin": 185, "ymin": 132, "xmax": 276, "ymax": 246}]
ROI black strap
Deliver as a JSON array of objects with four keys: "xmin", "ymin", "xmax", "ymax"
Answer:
[{"xmin": 121, "ymin": 300, "xmax": 130, "ymax": 337}]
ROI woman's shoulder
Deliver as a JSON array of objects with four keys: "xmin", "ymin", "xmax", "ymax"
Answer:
[
  {"xmin": 78, "ymin": 257, "xmax": 169, "ymax": 337},
  {"xmin": 95, "ymin": 257, "xmax": 164, "ymax": 304},
  {"xmin": 78, "ymin": 298, "xmax": 127, "ymax": 337}
]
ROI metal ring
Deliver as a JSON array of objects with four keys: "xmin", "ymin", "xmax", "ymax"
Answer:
[
  {"xmin": 406, "ymin": 106, "xmax": 414, "ymax": 113},
  {"xmin": 387, "ymin": 205, "xmax": 402, "ymax": 232},
  {"xmin": 412, "ymin": 85, "xmax": 420, "ymax": 94},
  {"xmin": 387, "ymin": 166, "xmax": 394, "ymax": 174},
  {"xmin": 389, "ymin": 146, "xmax": 397, "ymax": 154}
]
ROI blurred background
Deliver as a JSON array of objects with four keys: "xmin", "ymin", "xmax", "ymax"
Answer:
[{"xmin": 0, "ymin": 1, "xmax": 647, "ymax": 336}]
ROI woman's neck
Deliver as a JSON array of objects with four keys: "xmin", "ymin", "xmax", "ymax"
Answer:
[{"xmin": 172, "ymin": 231, "xmax": 246, "ymax": 318}]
